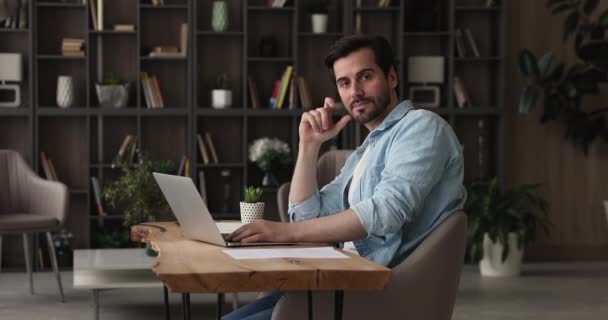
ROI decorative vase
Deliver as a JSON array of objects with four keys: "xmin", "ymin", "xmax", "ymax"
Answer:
[
  {"xmin": 240, "ymin": 202, "xmax": 265, "ymax": 224},
  {"xmin": 211, "ymin": 0, "xmax": 229, "ymax": 32},
  {"xmin": 211, "ymin": 89, "xmax": 232, "ymax": 108},
  {"xmin": 479, "ymin": 232, "xmax": 524, "ymax": 277},
  {"xmin": 56, "ymin": 75, "xmax": 74, "ymax": 108},
  {"xmin": 261, "ymin": 170, "xmax": 279, "ymax": 187},
  {"xmin": 96, "ymin": 82, "xmax": 131, "ymax": 108},
  {"xmin": 311, "ymin": 13, "xmax": 328, "ymax": 34}
]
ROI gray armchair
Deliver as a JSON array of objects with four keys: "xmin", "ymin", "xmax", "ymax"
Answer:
[
  {"xmin": 0, "ymin": 150, "xmax": 68, "ymax": 302},
  {"xmin": 277, "ymin": 149, "xmax": 353, "ymax": 222},
  {"xmin": 271, "ymin": 211, "xmax": 467, "ymax": 320}
]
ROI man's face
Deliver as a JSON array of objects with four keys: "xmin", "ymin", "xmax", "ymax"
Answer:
[{"xmin": 333, "ymin": 48, "xmax": 397, "ymax": 125}]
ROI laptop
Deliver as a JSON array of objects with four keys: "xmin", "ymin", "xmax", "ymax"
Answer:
[{"xmin": 153, "ymin": 172, "xmax": 294, "ymax": 247}]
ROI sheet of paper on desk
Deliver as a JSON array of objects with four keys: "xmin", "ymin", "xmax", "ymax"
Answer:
[{"xmin": 222, "ymin": 247, "xmax": 350, "ymax": 260}]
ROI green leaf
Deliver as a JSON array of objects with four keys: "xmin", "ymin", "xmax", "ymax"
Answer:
[
  {"xmin": 518, "ymin": 49, "xmax": 539, "ymax": 78},
  {"xmin": 564, "ymin": 11, "xmax": 580, "ymax": 41},
  {"xmin": 538, "ymin": 51, "xmax": 556, "ymax": 81},
  {"xmin": 583, "ymin": 0, "xmax": 599, "ymax": 15},
  {"xmin": 519, "ymin": 85, "xmax": 539, "ymax": 114},
  {"xmin": 599, "ymin": 9, "xmax": 608, "ymax": 28}
]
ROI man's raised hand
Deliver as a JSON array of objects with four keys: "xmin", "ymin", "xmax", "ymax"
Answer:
[{"xmin": 299, "ymin": 97, "xmax": 351, "ymax": 145}]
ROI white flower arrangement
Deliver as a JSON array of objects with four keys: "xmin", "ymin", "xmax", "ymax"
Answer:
[{"xmin": 249, "ymin": 137, "xmax": 291, "ymax": 172}]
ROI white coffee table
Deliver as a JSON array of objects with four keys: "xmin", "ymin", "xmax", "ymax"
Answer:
[{"xmin": 73, "ymin": 248, "xmax": 163, "ymax": 320}]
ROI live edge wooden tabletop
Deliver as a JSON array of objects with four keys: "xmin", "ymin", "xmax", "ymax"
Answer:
[{"xmin": 131, "ymin": 221, "xmax": 391, "ymax": 294}]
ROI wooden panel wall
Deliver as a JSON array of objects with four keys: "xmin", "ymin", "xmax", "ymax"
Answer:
[{"xmin": 506, "ymin": 0, "xmax": 608, "ymax": 260}]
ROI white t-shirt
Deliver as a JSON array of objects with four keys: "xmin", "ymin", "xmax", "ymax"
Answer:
[{"xmin": 344, "ymin": 146, "xmax": 371, "ymax": 255}]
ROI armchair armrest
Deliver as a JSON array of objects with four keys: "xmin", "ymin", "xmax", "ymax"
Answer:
[{"xmin": 28, "ymin": 174, "xmax": 69, "ymax": 228}]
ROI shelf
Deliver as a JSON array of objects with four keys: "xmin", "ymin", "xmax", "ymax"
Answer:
[
  {"xmin": 353, "ymin": 7, "xmax": 400, "ymax": 12},
  {"xmin": 298, "ymin": 32, "xmax": 344, "ymax": 37},
  {"xmin": 0, "ymin": 108, "xmax": 30, "ymax": 116},
  {"xmin": 455, "ymin": 6, "xmax": 501, "ymax": 12},
  {"xmin": 248, "ymin": 6, "xmax": 294, "ymax": 12},
  {"xmin": 196, "ymin": 108, "xmax": 245, "ymax": 116},
  {"xmin": 37, "ymin": 108, "xmax": 89, "ymax": 116},
  {"xmin": 90, "ymin": 30, "xmax": 137, "ymax": 35},
  {"xmin": 0, "ymin": 28, "xmax": 29, "ymax": 33},
  {"xmin": 140, "ymin": 108, "xmax": 188, "ymax": 116},
  {"xmin": 199, "ymin": 162, "xmax": 246, "ymax": 169},
  {"xmin": 403, "ymin": 31, "xmax": 451, "ymax": 37},
  {"xmin": 246, "ymin": 109, "xmax": 304, "ymax": 117},
  {"xmin": 37, "ymin": 54, "xmax": 86, "ymax": 60},
  {"xmin": 90, "ymin": 108, "xmax": 139, "ymax": 116},
  {"xmin": 197, "ymin": 31, "xmax": 243, "ymax": 37},
  {"xmin": 453, "ymin": 107, "xmax": 501, "ymax": 116},
  {"xmin": 37, "ymin": 2, "xmax": 85, "ymax": 8},
  {"xmin": 454, "ymin": 56, "xmax": 502, "ymax": 62},
  {"xmin": 140, "ymin": 4, "xmax": 188, "ymax": 10},
  {"xmin": 248, "ymin": 57, "xmax": 294, "ymax": 63},
  {"xmin": 140, "ymin": 56, "xmax": 187, "ymax": 61}
]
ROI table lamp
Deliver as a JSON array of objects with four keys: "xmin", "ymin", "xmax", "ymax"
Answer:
[
  {"xmin": 407, "ymin": 56, "xmax": 445, "ymax": 108},
  {"xmin": 0, "ymin": 53, "xmax": 22, "ymax": 108}
]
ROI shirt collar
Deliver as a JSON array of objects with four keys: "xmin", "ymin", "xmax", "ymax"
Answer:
[{"xmin": 373, "ymin": 100, "xmax": 414, "ymax": 133}]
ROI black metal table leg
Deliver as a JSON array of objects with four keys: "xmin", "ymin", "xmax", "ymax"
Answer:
[
  {"xmin": 164, "ymin": 285, "xmax": 170, "ymax": 320},
  {"xmin": 334, "ymin": 290, "xmax": 344, "ymax": 320},
  {"xmin": 217, "ymin": 293, "xmax": 224, "ymax": 320},
  {"xmin": 308, "ymin": 290, "xmax": 313, "ymax": 320},
  {"xmin": 182, "ymin": 293, "xmax": 191, "ymax": 320}
]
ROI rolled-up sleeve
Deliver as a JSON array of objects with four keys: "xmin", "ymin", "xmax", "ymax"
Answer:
[
  {"xmin": 288, "ymin": 166, "xmax": 347, "ymax": 223},
  {"xmin": 350, "ymin": 114, "xmax": 454, "ymax": 237}
]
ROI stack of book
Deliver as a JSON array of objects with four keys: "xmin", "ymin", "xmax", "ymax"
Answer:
[
  {"xmin": 149, "ymin": 46, "xmax": 183, "ymax": 58},
  {"xmin": 248, "ymin": 70, "xmax": 313, "ymax": 110},
  {"xmin": 455, "ymin": 28, "xmax": 481, "ymax": 58},
  {"xmin": 141, "ymin": 72, "xmax": 165, "ymax": 108},
  {"xmin": 196, "ymin": 133, "xmax": 219, "ymax": 165},
  {"xmin": 62, "ymin": 38, "xmax": 85, "ymax": 57}
]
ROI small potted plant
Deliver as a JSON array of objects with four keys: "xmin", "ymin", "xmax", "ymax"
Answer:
[
  {"xmin": 465, "ymin": 177, "xmax": 551, "ymax": 277},
  {"xmin": 211, "ymin": 73, "xmax": 232, "ymax": 109},
  {"xmin": 306, "ymin": 0, "xmax": 330, "ymax": 34},
  {"xmin": 95, "ymin": 72, "xmax": 131, "ymax": 108},
  {"xmin": 240, "ymin": 186, "xmax": 264, "ymax": 224}
]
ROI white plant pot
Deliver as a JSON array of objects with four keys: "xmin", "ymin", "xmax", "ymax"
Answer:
[
  {"xmin": 479, "ymin": 232, "xmax": 524, "ymax": 277},
  {"xmin": 212, "ymin": 89, "xmax": 232, "ymax": 109},
  {"xmin": 311, "ymin": 14, "xmax": 328, "ymax": 34},
  {"xmin": 240, "ymin": 202, "xmax": 265, "ymax": 224},
  {"xmin": 96, "ymin": 83, "xmax": 131, "ymax": 108},
  {"xmin": 56, "ymin": 75, "xmax": 74, "ymax": 108}
]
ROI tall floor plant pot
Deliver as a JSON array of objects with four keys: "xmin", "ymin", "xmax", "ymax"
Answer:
[{"xmin": 479, "ymin": 232, "xmax": 524, "ymax": 277}]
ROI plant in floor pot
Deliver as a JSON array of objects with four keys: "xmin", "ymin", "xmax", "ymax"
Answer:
[
  {"xmin": 211, "ymin": 73, "xmax": 232, "ymax": 109},
  {"xmin": 240, "ymin": 186, "xmax": 264, "ymax": 224},
  {"xmin": 248, "ymin": 137, "xmax": 291, "ymax": 187},
  {"xmin": 465, "ymin": 177, "xmax": 551, "ymax": 277},
  {"xmin": 95, "ymin": 72, "xmax": 131, "ymax": 108},
  {"xmin": 306, "ymin": 0, "xmax": 330, "ymax": 34}
]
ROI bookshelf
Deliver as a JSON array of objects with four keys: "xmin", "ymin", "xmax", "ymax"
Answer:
[{"xmin": 0, "ymin": 0, "xmax": 506, "ymax": 268}]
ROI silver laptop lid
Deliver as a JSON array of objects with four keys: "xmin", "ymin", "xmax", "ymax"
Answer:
[{"xmin": 152, "ymin": 172, "xmax": 226, "ymax": 247}]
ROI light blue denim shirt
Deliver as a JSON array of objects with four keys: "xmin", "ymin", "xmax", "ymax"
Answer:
[{"xmin": 288, "ymin": 100, "xmax": 466, "ymax": 267}]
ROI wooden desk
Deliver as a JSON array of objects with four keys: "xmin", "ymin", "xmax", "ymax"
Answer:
[{"xmin": 131, "ymin": 221, "xmax": 390, "ymax": 320}]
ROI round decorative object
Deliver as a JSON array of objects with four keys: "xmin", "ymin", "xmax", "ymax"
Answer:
[
  {"xmin": 96, "ymin": 83, "xmax": 131, "ymax": 108},
  {"xmin": 56, "ymin": 75, "xmax": 74, "ymax": 108},
  {"xmin": 240, "ymin": 202, "xmax": 265, "ymax": 224},
  {"xmin": 211, "ymin": 0, "xmax": 229, "ymax": 32}
]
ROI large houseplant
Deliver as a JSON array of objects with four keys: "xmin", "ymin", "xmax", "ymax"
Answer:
[
  {"xmin": 465, "ymin": 177, "xmax": 551, "ymax": 276},
  {"xmin": 517, "ymin": 0, "xmax": 608, "ymax": 154}
]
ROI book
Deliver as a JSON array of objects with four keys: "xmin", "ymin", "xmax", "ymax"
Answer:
[
  {"xmin": 197, "ymin": 134, "xmax": 210, "ymax": 164},
  {"xmin": 97, "ymin": 0, "xmax": 104, "ymax": 31},
  {"xmin": 113, "ymin": 24, "xmax": 135, "ymax": 31},
  {"xmin": 177, "ymin": 155, "xmax": 187, "ymax": 176},
  {"xmin": 268, "ymin": 80, "xmax": 281, "ymax": 109},
  {"xmin": 90, "ymin": 177, "xmax": 105, "ymax": 217},
  {"xmin": 40, "ymin": 152, "xmax": 54, "ymax": 180},
  {"xmin": 288, "ymin": 74, "xmax": 297, "ymax": 110},
  {"xmin": 153, "ymin": 46, "xmax": 179, "ymax": 53},
  {"xmin": 140, "ymin": 72, "xmax": 154, "ymax": 108},
  {"xmin": 464, "ymin": 28, "xmax": 481, "ymax": 57},
  {"xmin": 199, "ymin": 171, "xmax": 208, "ymax": 205},
  {"xmin": 117, "ymin": 135, "xmax": 134, "ymax": 159},
  {"xmin": 453, "ymin": 77, "xmax": 471, "ymax": 108},
  {"xmin": 89, "ymin": 0, "xmax": 98, "ymax": 30},
  {"xmin": 128, "ymin": 136, "xmax": 137, "ymax": 163},
  {"xmin": 298, "ymin": 76, "xmax": 313, "ymax": 110},
  {"xmin": 248, "ymin": 76, "xmax": 261, "ymax": 109},
  {"xmin": 276, "ymin": 65, "xmax": 293, "ymax": 109},
  {"xmin": 148, "ymin": 52, "xmax": 184, "ymax": 58},
  {"xmin": 205, "ymin": 132, "xmax": 219, "ymax": 164},
  {"xmin": 455, "ymin": 29, "xmax": 467, "ymax": 58},
  {"xmin": 180, "ymin": 23, "xmax": 188, "ymax": 55},
  {"xmin": 151, "ymin": 76, "xmax": 165, "ymax": 108},
  {"xmin": 184, "ymin": 158, "xmax": 190, "ymax": 177}
]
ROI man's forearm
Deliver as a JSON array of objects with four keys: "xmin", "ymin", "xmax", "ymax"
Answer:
[
  {"xmin": 289, "ymin": 143, "xmax": 322, "ymax": 203},
  {"xmin": 290, "ymin": 209, "xmax": 368, "ymax": 243}
]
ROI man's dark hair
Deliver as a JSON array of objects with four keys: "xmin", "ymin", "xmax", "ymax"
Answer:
[{"xmin": 324, "ymin": 34, "xmax": 397, "ymax": 79}]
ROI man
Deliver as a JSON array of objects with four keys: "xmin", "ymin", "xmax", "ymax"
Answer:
[{"xmin": 224, "ymin": 34, "xmax": 465, "ymax": 320}]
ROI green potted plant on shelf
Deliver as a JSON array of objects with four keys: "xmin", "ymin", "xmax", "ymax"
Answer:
[
  {"xmin": 240, "ymin": 186, "xmax": 264, "ymax": 224},
  {"xmin": 211, "ymin": 73, "xmax": 232, "ymax": 109},
  {"xmin": 465, "ymin": 177, "xmax": 551, "ymax": 277},
  {"xmin": 95, "ymin": 72, "xmax": 131, "ymax": 108},
  {"xmin": 306, "ymin": 0, "xmax": 330, "ymax": 33},
  {"xmin": 517, "ymin": 0, "xmax": 608, "ymax": 154}
]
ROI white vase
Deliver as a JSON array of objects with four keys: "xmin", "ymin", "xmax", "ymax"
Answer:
[
  {"xmin": 56, "ymin": 75, "xmax": 74, "ymax": 108},
  {"xmin": 212, "ymin": 89, "xmax": 232, "ymax": 109},
  {"xmin": 211, "ymin": 1, "xmax": 229, "ymax": 32},
  {"xmin": 311, "ymin": 14, "xmax": 328, "ymax": 34},
  {"xmin": 240, "ymin": 202, "xmax": 265, "ymax": 224},
  {"xmin": 479, "ymin": 232, "xmax": 524, "ymax": 277}
]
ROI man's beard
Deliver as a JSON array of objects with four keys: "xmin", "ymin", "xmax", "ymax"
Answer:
[{"xmin": 348, "ymin": 87, "xmax": 391, "ymax": 124}]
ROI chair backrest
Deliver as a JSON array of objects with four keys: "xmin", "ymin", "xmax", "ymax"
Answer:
[
  {"xmin": 276, "ymin": 149, "xmax": 353, "ymax": 222},
  {"xmin": 0, "ymin": 150, "xmax": 31, "ymax": 213},
  {"xmin": 271, "ymin": 211, "xmax": 468, "ymax": 320}
]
